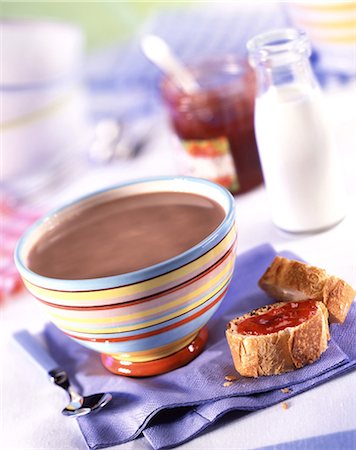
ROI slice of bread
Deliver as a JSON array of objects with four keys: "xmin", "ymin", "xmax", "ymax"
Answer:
[
  {"xmin": 258, "ymin": 256, "xmax": 355, "ymax": 324},
  {"xmin": 226, "ymin": 301, "xmax": 329, "ymax": 377}
]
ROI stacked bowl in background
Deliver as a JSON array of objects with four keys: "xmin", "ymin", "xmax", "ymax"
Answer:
[
  {"xmin": 287, "ymin": 2, "xmax": 356, "ymax": 75},
  {"xmin": 1, "ymin": 20, "xmax": 91, "ymax": 197}
]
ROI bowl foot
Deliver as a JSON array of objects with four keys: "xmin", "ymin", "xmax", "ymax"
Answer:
[{"xmin": 101, "ymin": 326, "xmax": 208, "ymax": 377}]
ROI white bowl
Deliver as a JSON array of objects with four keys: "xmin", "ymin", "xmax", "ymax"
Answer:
[{"xmin": 1, "ymin": 19, "xmax": 84, "ymax": 86}]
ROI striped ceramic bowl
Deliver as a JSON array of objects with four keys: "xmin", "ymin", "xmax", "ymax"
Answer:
[
  {"xmin": 15, "ymin": 177, "xmax": 237, "ymax": 376},
  {"xmin": 287, "ymin": 2, "xmax": 356, "ymax": 75}
]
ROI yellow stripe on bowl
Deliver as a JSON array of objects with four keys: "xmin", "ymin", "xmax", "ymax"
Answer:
[
  {"xmin": 45, "ymin": 255, "xmax": 234, "ymax": 326},
  {"xmin": 288, "ymin": 2, "xmax": 356, "ymax": 44},
  {"xmin": 295, "ymin": 2, "xmax": 356, "ymax": 13},
  {"xmin": 0, "ymin": 89, "xmax": 77, "ymax": 132},
  {"xmin": 50, "ymin": 262, "xmax": 234, "ymax": 334},
  {"xmin": 295, "ymin": 18, "xmax": 356, "ymax": 30}
]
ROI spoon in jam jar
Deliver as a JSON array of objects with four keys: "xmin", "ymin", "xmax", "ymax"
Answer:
[
  {"xmin": 141, "ymin": 34, "xmax": 200, "ymax": 94},
  {"xmin": 13, "ymin": 330, "xmax": 112, "ymax": 417}
]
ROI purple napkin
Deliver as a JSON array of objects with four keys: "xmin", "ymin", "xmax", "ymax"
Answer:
[{"xmin": 42, "ymin": 244, "xmax": 355, "ymax": 450}]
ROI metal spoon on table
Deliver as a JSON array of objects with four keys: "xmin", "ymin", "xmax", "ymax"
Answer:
[
  {"xmin": 13, "ymin": 330, "xmax": 112, "ymax": 418},
  {"xmin": 141, "ymin": 34, "xmax": 200, "ymax": 94}
]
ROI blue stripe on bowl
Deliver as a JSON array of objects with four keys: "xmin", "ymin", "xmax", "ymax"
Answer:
[
  {"xmin": 57, "ymin": 263, "xmax": 234, "ymax": 333},
  {"xmin": 69, "ymin": 299, "xmax": 223, "ymax": 354},
  {"xmin": 60, "ymin": 272, "xmax": 233, "ymax": 339}
]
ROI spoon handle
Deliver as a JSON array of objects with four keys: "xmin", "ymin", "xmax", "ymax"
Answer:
[
  {"xmin": 141, "ymin": 34, "xmax": 200, "ymax": 94},
  {"xmin": 13, "ymin": 330, "xmax": 59, "ymax": 374}
]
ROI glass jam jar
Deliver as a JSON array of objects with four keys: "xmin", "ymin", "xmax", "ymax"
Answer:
[{"xmin": 160, "ymin": 55, "xmax": 263, "ymax": 194}]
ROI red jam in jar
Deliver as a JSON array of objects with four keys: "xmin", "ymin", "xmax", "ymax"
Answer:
[
  {"xmin": 236, "ymin": 300, "xmax": 318, "ymax": 336},
  {"xmin": 160, "ymin": 55, "xmax": 263, "ymax": 195}
]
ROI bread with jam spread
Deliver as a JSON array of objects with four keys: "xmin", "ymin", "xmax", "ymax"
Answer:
[
  {"xmin": 226, "ymin": 300, "xmax": 329, "ymax": 377},
  {"xmin": 258, "ymin": 256, "xmax": 355, "ymax": 324}
]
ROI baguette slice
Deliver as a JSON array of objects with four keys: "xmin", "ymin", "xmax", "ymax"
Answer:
[
  {"xmin": 258, "ymin": 256, "xmax": 355, "ymax": 324},
  {"xmin": 226, "ymin": 301, "xmax": 329, "ymax": 377}
]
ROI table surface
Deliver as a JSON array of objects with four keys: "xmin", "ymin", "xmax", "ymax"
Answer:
[{"xmin": 1, "ymin": 84, "xmax": 356, "ymax": 450}]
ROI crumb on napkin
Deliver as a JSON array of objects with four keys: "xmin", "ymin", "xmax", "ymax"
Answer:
[{"xmin": 224, "ymin": 375, "xmax": 238, "ymax": 382}]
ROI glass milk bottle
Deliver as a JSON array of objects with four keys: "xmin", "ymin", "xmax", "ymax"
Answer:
[{"xmin": 247, "ymin": 29, "xmax": 346, "ymax": 233}]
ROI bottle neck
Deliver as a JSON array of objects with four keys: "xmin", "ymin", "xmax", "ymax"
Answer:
[
  {"xmin": 254, "ymin": 57, "xmax": 318, "ymax": 97},
  {"xmin": 247, "ymin": 28, "xmax": 318, "ymax": 97}
]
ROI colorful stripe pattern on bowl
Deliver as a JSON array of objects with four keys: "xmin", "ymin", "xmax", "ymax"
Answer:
[
  {"xmin": 67, "ymin": 283, "xmax": 229, "ymax": 361},
  {"xmin": 37, "ymin": 235, "xmax": 236, "ymax": 360},
  {"xmin": 45, "ymin": 242, "xmax": 235, "ymax": 334},
  {"xmin": 287, "ymin": 2, "xmax": 356, "ymax": 75},
  {"xmin": 288, "ymin": 2, "xmax": 356, "ymax": 45}
]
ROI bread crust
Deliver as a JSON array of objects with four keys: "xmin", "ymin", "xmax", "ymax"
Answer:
[
  {"xmin": 258, "ymin": 256, "xmax": 355, "ymax": 324},
  {"xmin": 226, "ymin": 301, "xmax": 329, "ymax": 377}
]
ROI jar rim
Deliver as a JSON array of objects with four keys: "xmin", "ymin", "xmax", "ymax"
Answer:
[{"xmin": 160, "ymin": 54, "xmax": 253, "ymax": 105}]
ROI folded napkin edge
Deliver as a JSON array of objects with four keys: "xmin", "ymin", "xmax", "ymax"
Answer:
[{"xmin": 142, "ymin": 359, "xmax": 356, "ymax": 450}]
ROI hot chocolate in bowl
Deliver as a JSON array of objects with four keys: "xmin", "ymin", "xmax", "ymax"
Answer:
[{"xmin": 15, "ymin": 177, "xmax": 237, "ymax": 376}]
